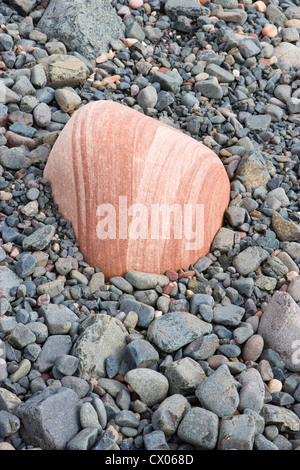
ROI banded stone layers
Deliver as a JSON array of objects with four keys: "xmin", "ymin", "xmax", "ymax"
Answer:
[{"xmin": 44, "ymin": 101, "xmax": 230, "ymax": 279}]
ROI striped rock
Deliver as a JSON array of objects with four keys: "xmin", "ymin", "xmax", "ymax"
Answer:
[{"xmin": 44, "ymin": 101, "xmax": 230, "ymax": 279}]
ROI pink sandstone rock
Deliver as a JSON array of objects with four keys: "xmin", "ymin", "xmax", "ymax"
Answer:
[{"xmin": 44, "ymin": 101, "xmax": 230, "ymax": 279}]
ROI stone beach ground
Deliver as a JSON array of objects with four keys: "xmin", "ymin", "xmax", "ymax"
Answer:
[{"xmin": 0, "ymin": 0, "xmax": 300, "ymax": 454}]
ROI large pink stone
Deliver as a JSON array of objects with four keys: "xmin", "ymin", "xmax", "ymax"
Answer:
[{"xmin": 44, "ymin": 101, "xmax": 230, "ymax": 279}]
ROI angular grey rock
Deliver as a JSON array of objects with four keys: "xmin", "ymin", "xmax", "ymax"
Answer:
[
  {"xmin": 0, "ymin": 388, "xmax": 22, "ymax": 414},
  {"xmin": 39, "ymin": 303, "xmax": 79, "ymax": 334},
  {"xmin": 143, "ymin": 430, "xmax": 169, "ymax": 450},
  {"xmin": 125, "ymin": 21, "xmax": 145, "ymax": 42},
  {"xmin": 258, "ymin": 291, "xmax": 300, "ymax": 372},
  {"xmin": 54, "ymin": 354, "xmax": 79, "ymax": 377},
  {"xmin": 37, "ymin": 54, "xmax": 89, "ymax": 89},
  {"xmin": 15, "ymin": 253, "xmax": 37, "ymax": 278},
  {"xmin": 26, "ymin": 321, "xmax": 48, "ymax": 343},
  {"xmin": 0, "ymin": 410, "xmax": 20, "ymax": 438},
  {"xmin": 235, "ymin": 151, "xmax": 270, "ymax": 189},
  {"xmin": 211, "ymin": 227, "xmax": 235, "ymax": 253},
  {"xmin": 218, "ymin": 413, "xmax": 256, "ymax": 450},
  {"xmin": 286, "ymin": 97, "xmax": 300, "ymax": 114},
  {"xmin": 124, "ymin": 339, "xmax": 159, "ymax": 369},
  {"xmin": 205, "ymin": 63, "xmax": 235, "ymax": 83},
  {"xmin": 124, "ymin": 369, "xmax": 169, "ymax": 406},
  {"xmin": 193, "ymin": 255, "xmax": 213, "ymax": 272},
  {"xmin": 165, "ymin": 357, "xmax": 206, "ymax": 395},
  {"xmin": 152, "ymin": 70, "xmax": 183, "ymax": 94},
  {"xmin": 35, "ymin": 335, "xmax": 72, "ymax": 373},
  {"xmin": 195, "ymin": 364, "xmax": 239, "ymax": 418},
  {"xmin": 238, "ymin": 368, "xmax": 265, "ymax": 413},
  {"xmin": 16, "ymin": 386, "xmax": 81, "ymax": 450},
  {"xmin": 213, "ymin": 303, "xmax": 245, "ymax": 327},
  {"xmin": 177, "ymin": 407, "xmax": 219, "ymax": 450},
  {"xmin": 0, "ymin": 266, "xmax": 22, "ymax": 301},
  {"xmin": 194, "ymin": 78, "xmax": 223, "ymax": 99},
  {"xmin": 119, "ymin": 298, "xmax": 155, "ymax": 328},
  {"xmin": 152, "ymin": 394, "xmax": 190, "ymax": 436},
  {"xmin": 147, "ymin": 311, "xmax": 212, "ymax": 353},
  {"xmin": 38, "ymin": 0, "xmax": 125, "ymax": 61},
  {"xmin": 232, "ymin": 246, "xmax": 269, "ymax": 276},
  {"xmin": 8, "ymin": 323, "xmax": 36, "ymax": 349},
  {"xmin": 72, "ymin": 314, "xmax": 128, "ymax": 381},
  {"xmin": 164, "ymin": 0, "xmax": 209, "ymax": 20},
  {"xmin": 266, "ymin": 4, "xmax": 287, "ymax": 26},
  {"xmin": 189, "ymin": 293, "xmax": 214, "ymax": 315},
  {"xmin": 115, "ymin": 410, "xmax": 139, "ymax": 428},
  {"xmin": 184, "ymin": 333, "xmax": 219, "ymax": 361},
  {"xmin": 238, "ymin": 39, "xmax": 261, "ymax": 59},
  {"xmin": 260, "ymin": 404, "xmax": 300, "ymax": 433},
  {"xmin": 272, "ymin": 211, "xmax": 300, "ymax": 242},
  {"xmin": 93, "ymin": 426, "xmax": 119, "ymax": 450},
  {"xmin": 22, "ymin": 224, "xmax": 56, "ymax": 251}
]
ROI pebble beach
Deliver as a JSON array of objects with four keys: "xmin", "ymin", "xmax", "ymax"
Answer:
[{"xmin": 0, "ymin": 0, "xmax": 300, "ymax": 452}]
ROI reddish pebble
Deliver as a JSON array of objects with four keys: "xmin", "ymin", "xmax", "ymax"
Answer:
[
  {"xmin": 178, "ymin": 270, "xmax": 195, "ymax": 278},
  {"xmin": 238, "ymin": 231, "xmax": 247, "ymax": 239},
  {"xmin": 41, "ymin": 372, "xmax": 51, "ymax": 382},
  {"xmin": 10, "ymin": 248, "xmax": 19, "ymax": 258},
  {"xmin": 157, "ymin": 67, "xmax": 169, "ymax": 74},
  {"xmin": 279, "ymin": 284, "xmax": 288, "ymax": 291},
  {"xmin": 253, "ymin": 1, "xmax": 266, "ymax": 13},
  {"xmin": 163, "ymin": 282, "xmax": 176, "ymax": 295},
  {"xmin": 120, "ymin": 37, "xmax": 138, "ymax": 48},
  {"xmin": 115, "ymin": 374, "xmax": 125, "ymax": 382},
  {"xmin": 262, "ymin": 24, "xmax": 278, "ymax": 39},
  {"xmin": 259, "ymin": 57, "xmax": 277, "ymax": 66},
  {"xmin": 165, "ymin": 269, "xmax": 178, "ymax": 281}
]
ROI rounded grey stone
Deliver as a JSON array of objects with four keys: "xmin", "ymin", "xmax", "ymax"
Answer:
[
  {"xmin": 124, "ymin": 369, "xmax": 169, "ymax": 406},
  {"xmin": 137, "ymin": 86, "xmax": 158, "ymax": 109}
]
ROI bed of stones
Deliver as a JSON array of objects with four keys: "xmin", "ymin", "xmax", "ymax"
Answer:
[{"xmin": 0, "ymin": 0, "xmax": 300, "ymax": 451}]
